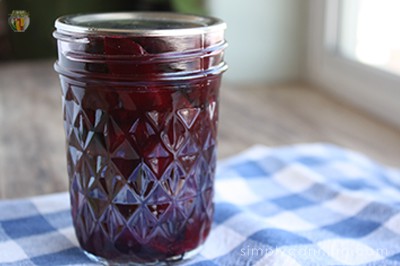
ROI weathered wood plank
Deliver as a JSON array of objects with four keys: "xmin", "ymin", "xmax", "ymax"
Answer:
[
  {"xmin": 218, "ymin": 83, "xmax": 400, "ymax": 166},
  {"xmin": 0, "ymin": 60, "xmax": 67, "ymax": 199}
]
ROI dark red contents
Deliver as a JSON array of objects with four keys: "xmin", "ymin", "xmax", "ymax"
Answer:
[{"xmin": 59, "ymin": 36, "xmax": 221, "ymax": 263}]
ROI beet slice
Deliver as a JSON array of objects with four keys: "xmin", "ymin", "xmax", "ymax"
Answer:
[
  {"xmin": 104, "ymin": 36, "xmax": 148, "ymax": 76},
  {"xmin": 104, "ymin": 36, "xmax": 146, "ymax": 56}
]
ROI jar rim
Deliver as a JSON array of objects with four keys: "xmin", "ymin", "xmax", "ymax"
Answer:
[{"xmin": 55, "ymin": 12, "xmax": 226, "ymax": 36}]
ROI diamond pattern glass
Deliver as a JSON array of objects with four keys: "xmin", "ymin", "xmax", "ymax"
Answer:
[{"xmin": 60, "ymin": 77, "xmax": 220, "ymax": 263}]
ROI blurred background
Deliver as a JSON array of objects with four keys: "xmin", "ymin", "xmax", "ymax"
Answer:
[
  {"xmin": 1, "ymin": 0, "xmax": 400, "ymax": 198},
  {"xmin": 0, "ymin": 0, "xmax": 207, "ymax": 60}
]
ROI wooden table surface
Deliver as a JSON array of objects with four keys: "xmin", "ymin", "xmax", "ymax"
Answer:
[{"xmin": 1, "ymin": 60, "xmax": 400, "ymax": 199}]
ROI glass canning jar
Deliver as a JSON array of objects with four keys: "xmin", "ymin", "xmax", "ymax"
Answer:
[{"xmin": 53, "ymin": 12, "xmax": 227, "ymax": 264}]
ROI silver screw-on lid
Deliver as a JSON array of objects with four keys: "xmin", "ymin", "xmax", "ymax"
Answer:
[{"xmin": 55, "ymin": 12, "xmax": 226, "ymax": 36}]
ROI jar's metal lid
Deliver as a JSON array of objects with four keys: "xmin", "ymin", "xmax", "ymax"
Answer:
[{"xmin": 55, "ymin": 12, "xmax": 226, "ymax": 36}]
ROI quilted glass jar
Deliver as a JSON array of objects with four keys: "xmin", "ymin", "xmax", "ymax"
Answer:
[{"xmin": 53, "ymin": 12, "xmax": 227, "ymax": 264}]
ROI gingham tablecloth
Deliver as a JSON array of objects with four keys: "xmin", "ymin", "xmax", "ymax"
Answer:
[{"xmin": 2, "ymin": 144, "xmax": 400, "ymax": 266}]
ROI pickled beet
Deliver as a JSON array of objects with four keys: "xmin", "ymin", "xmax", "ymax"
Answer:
[
  {"xmin": 104, "ymin": 36, "xmax": 147, "ymax": 56},
  {"xmin": 55, "ymin": 12, "xmax": 226, "ymax": 264},
  {"xmin": 60, "ymin": 35, "xmax": 221, "ymax": 263}
]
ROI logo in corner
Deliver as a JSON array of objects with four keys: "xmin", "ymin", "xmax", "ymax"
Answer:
[{"xmin": 8, "ymin": 10, "xmax": 30, "ymax": 32}]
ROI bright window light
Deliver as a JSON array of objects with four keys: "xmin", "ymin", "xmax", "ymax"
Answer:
[{"xmin": 339, "ymin": 0, "xmax": 400, "ymax": 75}]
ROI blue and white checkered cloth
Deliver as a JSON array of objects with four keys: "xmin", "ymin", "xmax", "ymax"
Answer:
[{"xmin": 2, "ymin": 144, "xmax": 400, "ymax": 266}]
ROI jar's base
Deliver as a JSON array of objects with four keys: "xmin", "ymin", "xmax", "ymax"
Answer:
[{"xmin": 83, "ymin": 244, "xmax": 203, "ymax": 266}]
